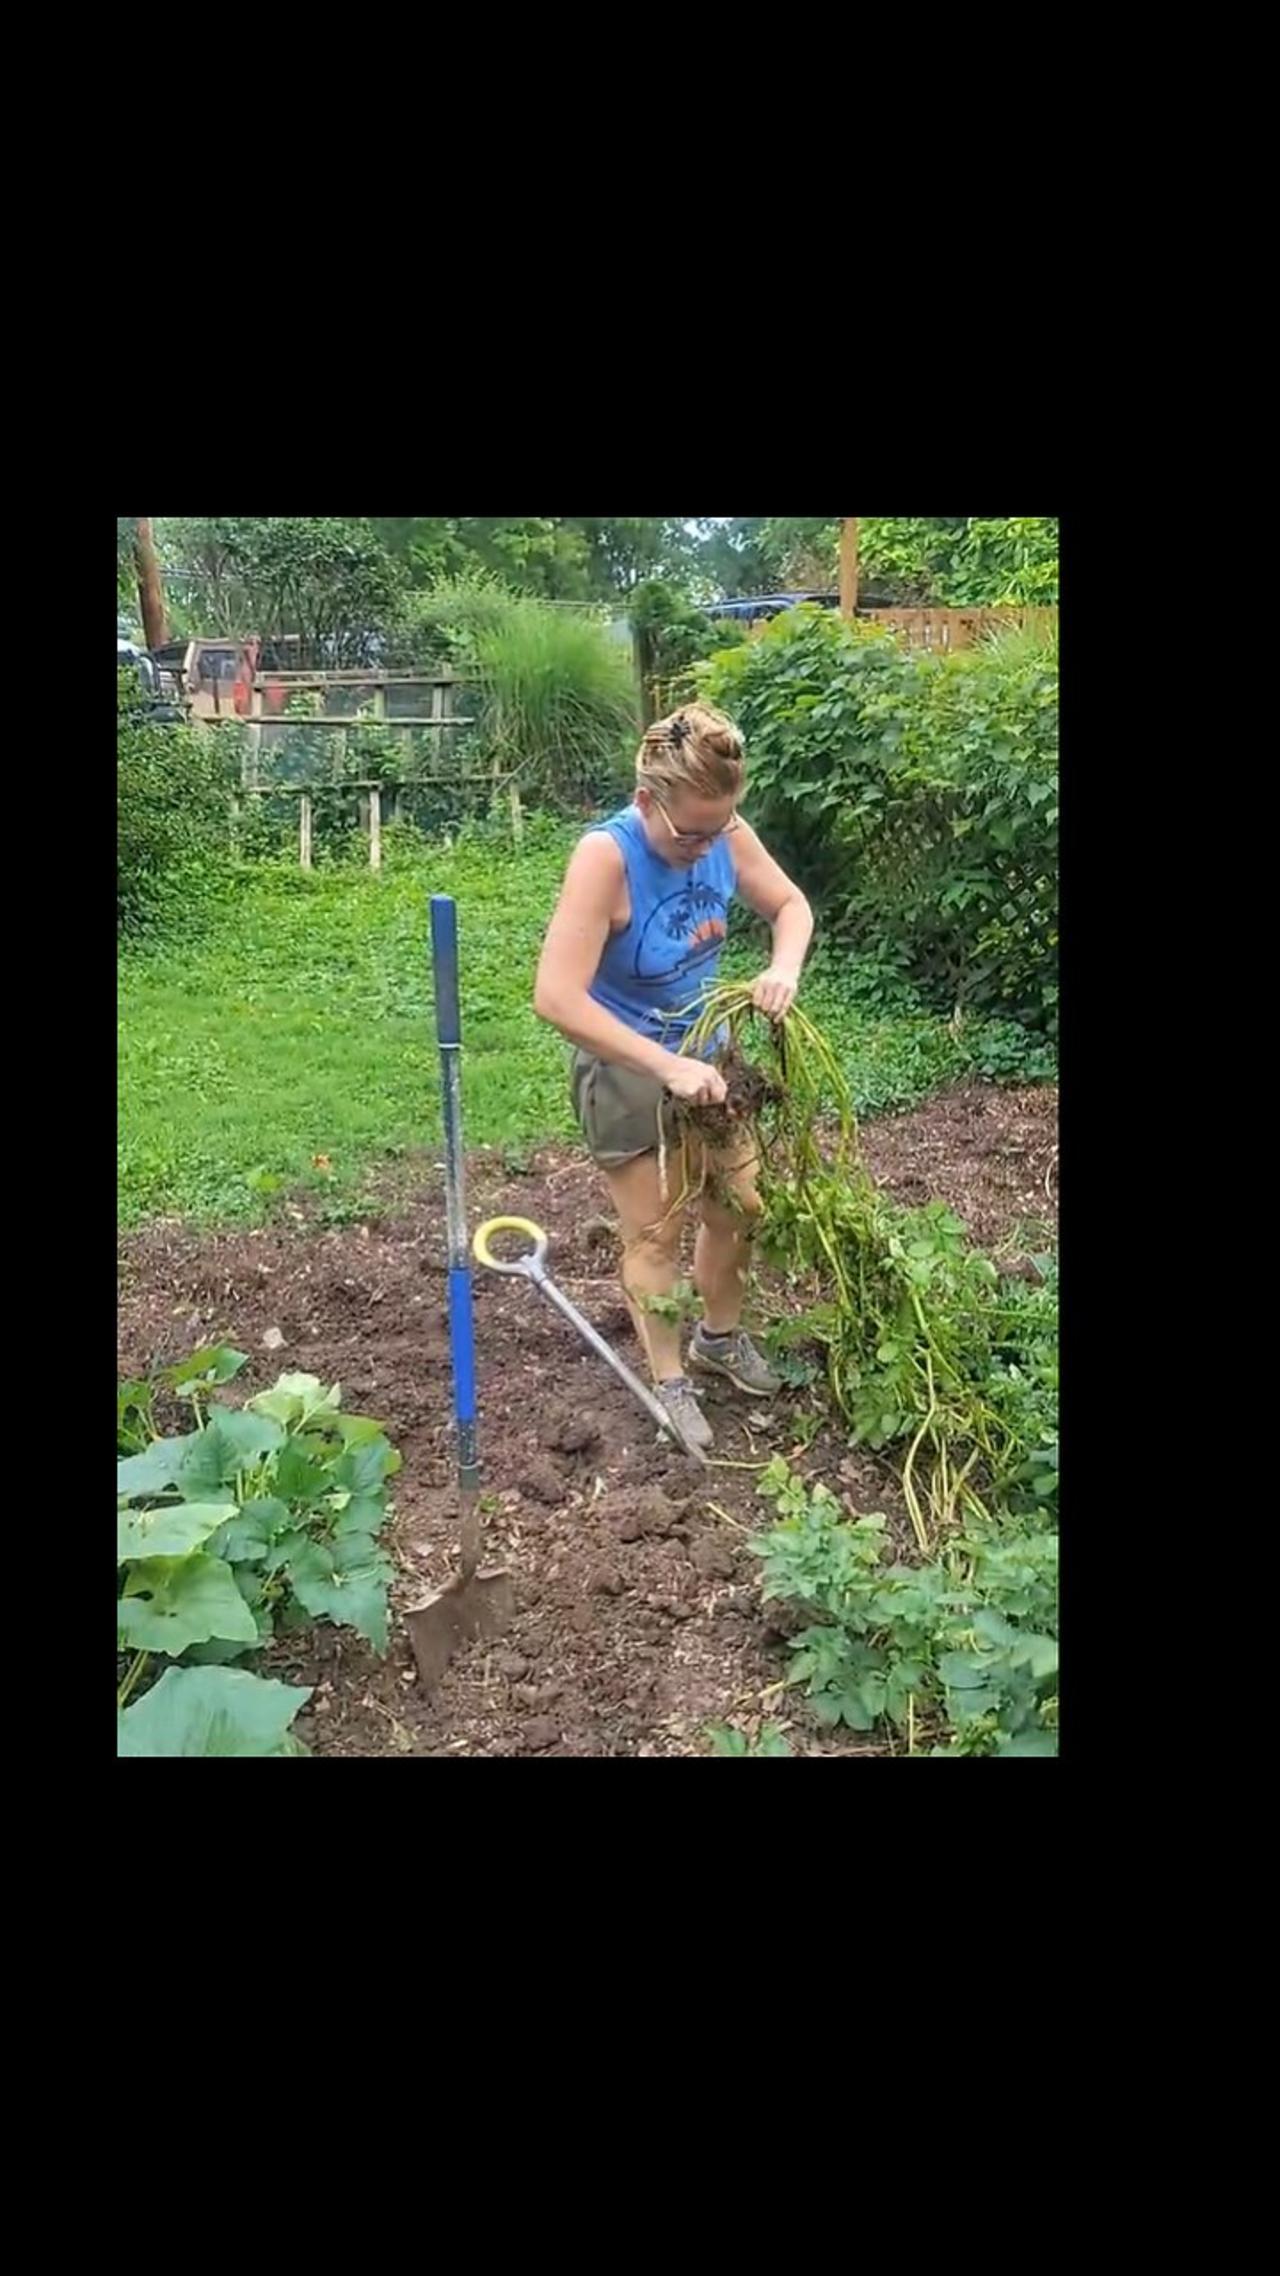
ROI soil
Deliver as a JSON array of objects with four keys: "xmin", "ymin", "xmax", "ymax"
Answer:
[
  {"xmin": 675, "ymin": 1044, "xmax": 781, "ymax": 1146},
  {"xmin": 116, "ymin": 1081, "xmax": 1057, "ymax": 1758}
]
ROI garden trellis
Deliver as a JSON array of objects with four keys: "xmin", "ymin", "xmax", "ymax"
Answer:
[{"xmin": 236, "ymin": 669, "xmax": 522, "ymax": 866}]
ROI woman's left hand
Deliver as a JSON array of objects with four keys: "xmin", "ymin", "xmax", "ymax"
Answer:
[{"xmin": 751, "ymin": 965, "xmax": 799, "ymax": 1021}]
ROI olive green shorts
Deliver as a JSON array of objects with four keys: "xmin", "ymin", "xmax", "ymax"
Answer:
[{"xmin": 570, "ymin": 1049, "xmax": 675, "ymax": 1169}]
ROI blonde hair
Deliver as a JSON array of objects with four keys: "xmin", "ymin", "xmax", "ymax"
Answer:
[{"xmin": 636, "ymin": 703, "xmax": 745, "ymax": 802}]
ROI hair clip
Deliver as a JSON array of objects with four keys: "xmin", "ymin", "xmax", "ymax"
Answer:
[{"xmin": 669, "ymin": 715, "xmax": 690, "ymax": 747}]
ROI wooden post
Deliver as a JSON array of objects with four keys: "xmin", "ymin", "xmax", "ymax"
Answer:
[
  {"xmin": 134, "ymin": 518, "xmax": 169, "ymax": 650},
  {"xmin": 429, "ymin": 677, "xmax": 447, "ymax": 780},
  {"xmin": 246, "ymin": 682, "xmax": 262, "ymax": 789},
  {"xmin": 508, "ymin": 780, "xmax": 524, "ymax": 849},
  {"xmin": 299, "ymin": 792, "xmax": 313, "ymax": 870},
  {"xmin": 369, "ymin": 785, "xmax": 382, "ymax": 871},
  {"xmin": 839, "ymin": 517, "xmax": 859, "ymax": 620}
]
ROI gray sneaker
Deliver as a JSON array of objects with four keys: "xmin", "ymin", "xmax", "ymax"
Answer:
[
  {"xmin": 688, "ymin": 1326, "xmax": 782, "ymax": 1398},
  {"xmin": 656, "ymin": 1376, "xmax": 714, "ymax": 1453}
]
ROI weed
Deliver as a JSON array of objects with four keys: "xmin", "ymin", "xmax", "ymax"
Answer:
[
  {"xmin": 705, "ymin": 1720, "xmax": 793, "ymax": 1757},
  {"xmin": 752, "ymin": 1458, "xmax": 1057, "ymax": 1755}
]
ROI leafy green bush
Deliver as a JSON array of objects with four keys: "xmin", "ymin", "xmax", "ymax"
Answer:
[
  {"xmin": 752, "ymin": 1461, "xmax": 1057, "ymax": 1755},
  {"xmin": 117, "ymin": 675, "xmax": 236, "ymax": 936},
  {"xmin": 700, "ymin": 609, "xmax": 1057, "ymax": 1034},
  {"xmin": 117, "ymin": 1343, "xmax": 401, "ymax": 1755}
]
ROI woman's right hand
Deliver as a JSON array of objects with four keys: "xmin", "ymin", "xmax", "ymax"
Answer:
[{"xmin": 662, "ymin": 1055, "xmax": 728, "ymax": 1106}]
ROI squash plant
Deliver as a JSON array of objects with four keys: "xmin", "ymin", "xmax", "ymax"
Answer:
[{"xmin": 117, "ymin": 1346, "xmax": 400, "ymax": 1757}]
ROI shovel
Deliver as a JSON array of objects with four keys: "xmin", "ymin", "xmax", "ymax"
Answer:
[
  {"xmin": 406, "ymin": 896, "xmax": 515, "ymax": 1694},
  {"xmin": 472, "ymin": 1215, "xmax": 710, "ymax": 1465}
]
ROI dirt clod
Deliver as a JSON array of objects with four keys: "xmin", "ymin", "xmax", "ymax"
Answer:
[
  {"xmin": 523, "ymin": 1458, "xmax": 567, "ymax": 1508},
  {"xmin": 544, "ymin": 1410, "xmax": 601, "ymax": 1456},
  {"xmin": 607, "ymin": 1487, "xmax": 676, "ymax": 1542},
  {"xmin": 674, "ymin": 1043, "xmax": 781, "ymax": 1146},
  {"xmin": 692, "ymin": 1539, "xmax": 736, "ymax": 1581}
]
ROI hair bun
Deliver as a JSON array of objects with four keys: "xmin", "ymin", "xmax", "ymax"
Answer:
[{"xmin": 701, "ymin": 722, "xmax": 741, "ymax": 761}]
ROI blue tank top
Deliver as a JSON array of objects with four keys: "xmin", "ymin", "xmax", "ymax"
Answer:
[{"xmin": 586, "ymin": 805, "xmax": 736, "ymax": 1053}]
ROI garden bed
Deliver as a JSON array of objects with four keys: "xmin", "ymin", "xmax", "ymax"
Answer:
[{"xmin": 116, "ymin": 1083, "xmax": 1056, "ymax": 1757}]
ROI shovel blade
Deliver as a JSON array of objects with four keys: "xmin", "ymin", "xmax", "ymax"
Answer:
[{"xmin": 406, "ymin": 1568, "xmax": 516, "ymax": 1695}]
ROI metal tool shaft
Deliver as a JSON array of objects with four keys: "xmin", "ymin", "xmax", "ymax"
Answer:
[{"xmin": 472, "ymin": 1217, "xmax": 708, "ymax": 1465}]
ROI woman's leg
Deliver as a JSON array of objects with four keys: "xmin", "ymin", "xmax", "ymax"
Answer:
[
  {"xmin": 694, "ymin": 1128, "xmax": 763, "ymax": 1333},
  {"xmin": 600, "ymin": 1150, "xmax": 688, "ymax": 1384}
]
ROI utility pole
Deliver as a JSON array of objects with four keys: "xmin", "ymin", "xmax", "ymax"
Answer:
[
  {"xmin": 839, "ymin": 517, "xmax": 859, "ymax": 620},
  {"xmin": 133, "ymin": 518, "xmax": 169, "ymax": 650}
]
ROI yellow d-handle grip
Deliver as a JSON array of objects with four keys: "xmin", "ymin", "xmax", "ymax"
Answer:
[{"xmin": 473, "ymin": 1215, "xmax": 549, "ymax": 1275}]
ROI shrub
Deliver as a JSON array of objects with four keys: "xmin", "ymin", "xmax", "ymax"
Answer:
[
  {"xmin": 396, "ymin": 577, "xmax": 640, "ymax": 810},
  {"xmin": 117, "ymin": 675, "xmax": 236, "ymax": 936},
  {"xmin": 700, "ymin": 610, "xmax": 1057, "ymax": 1034},
  {"xmin": 752, "ymin": 1462, "xmax": 1058, "ymax": 1755}
]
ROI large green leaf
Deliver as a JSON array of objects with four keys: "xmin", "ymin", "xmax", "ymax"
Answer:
[
  {"xmin": 118, "ymin": 1379, "xmax": 155, "ymax": 1453},
  {"xmin": 117, "ymin": 1433, "xmax": 198, "ymax": 1500},
  {"xmin": 285, "ymin": 1534, "xmax": 392, "ymax": 1654},
  {"xmin": 333, "ymin": 1413, "xmax": 391, "ymax": 1449},
  {"xmin": 939, "ymin": 1651, "xmax": 996, "ymax": 1691},
  {"xmin": 1015, "ymin": 1633, "xmax": 1059, "ymax": 1682},
  {"xmin": 118, "ymin": 1554, "xmax": 260, "ymax": 1654},
  {"xmin": 162, "ymin": 1344, "xmax": 249, "ymax": 1392},
  {"xmin": 248, "ymin": 1373, "xmax": 341, "ymax": 1428},
  {"xmin": 117, "ymin": 1666, "xmax": 311, "ymax": 1756},
  {"xmin": 209, "ymin": 1495, "xmax": 292, "ymax": 1566},
  {"xmin": 117, "ymin": 1501, "xmax": 235, "ymax": 1564},
  {"xmin": 332, "ymin": 1491, "xmax": 388, "ymax": 1540},
  {"xmin": 176, "ymin": 1409, "xmax": 285, "ymax": 1494},
  {"xmin": 334, "ymin": 1435, "xmax": 402, "ymax": 1491},
  {"xmin": 271, "ymin": 1438, "xmax": 330, "ymax": 1507}
]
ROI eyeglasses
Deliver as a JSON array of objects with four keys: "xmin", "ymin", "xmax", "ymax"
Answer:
[{"xmin": 651, "ymin": 797, "xmax": 741, "ymax": 852}]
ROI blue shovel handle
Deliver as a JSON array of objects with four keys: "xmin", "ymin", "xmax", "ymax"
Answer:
[{"xmin": 430, "ymin": 894, "xmax": 478, "ymax": 1492}]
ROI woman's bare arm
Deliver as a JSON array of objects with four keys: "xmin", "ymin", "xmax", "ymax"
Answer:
[
  {"xmin": 731, "ymin": 822, "xmax": 814, "ymax": 1019},
  {"xmin": 534, "ymin": 836, "xmax": 726, "ymax": 1102}
]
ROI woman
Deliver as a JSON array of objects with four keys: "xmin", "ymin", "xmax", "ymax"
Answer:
[{"xmin": 534, "ymin": 703, "xmax": 813, "ymax": 1451}]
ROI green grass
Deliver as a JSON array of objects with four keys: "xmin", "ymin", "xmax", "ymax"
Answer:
[
  {"xmin": 118, "ymin": 822, "xmax": 1055, "ymax": 1231},
  {"xmin": 118, "ymin": 828, "xmax": 578, "ymax": 1229}
]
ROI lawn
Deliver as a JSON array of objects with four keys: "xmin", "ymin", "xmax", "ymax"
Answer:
[{"xmin": 118, "ymin": 822, "xmax": 1052, "ymax": 1230}]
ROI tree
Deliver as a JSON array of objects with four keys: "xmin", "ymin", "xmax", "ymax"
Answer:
[
  {"xmin": 696, "ymin": 518, "xmax": 1058, "ymax": 605},
  {"xmin": 156, "ymin": 518, "xmax": 404, "ymax": 660},
  {"xmin": 368, "ymin": 518, "xmax": 591, "ymax": 597},
  {"xmin": 133, "ymin": 518, "xmax": 170, "ymax": 649},
  {"xmin": 368, "ymin": 517, "xmax": 697, "ymax": 601}
]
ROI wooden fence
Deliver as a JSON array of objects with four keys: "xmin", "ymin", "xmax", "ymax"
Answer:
[{"xmin": 853, "ymin": 605, "xmax": 1056, "ymax": 652}]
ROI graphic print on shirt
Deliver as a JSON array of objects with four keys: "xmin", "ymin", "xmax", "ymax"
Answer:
[{"xmin": 633, "ymin": 883, "xmax": 728, "ymax": 987}]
